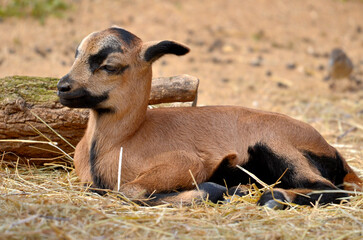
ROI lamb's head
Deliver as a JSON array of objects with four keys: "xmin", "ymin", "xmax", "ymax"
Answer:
[{"xmin": 57, "ymin": 27, "xmax": 189, "ymax": 112}]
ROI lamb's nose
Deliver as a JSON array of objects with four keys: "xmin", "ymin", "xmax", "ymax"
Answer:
[{"xmin": 57, "ymin": 75, "xmax": 72, "ymax": 93}]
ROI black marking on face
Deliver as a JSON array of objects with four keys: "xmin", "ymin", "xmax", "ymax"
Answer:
[
  {"xmin": 109, "ymin": 27, "xmax": 140, "ymax": 46},
  {"xmin": 209, "ymin": 142, "xmax": 298, "ymax": 189},
  {"xmin": 100, "ymin": 64, "xmax": 130, "ymax": 75},
  {"xmin": 303, "ymin": 151, "xmax": 347, "ymax": 188},
  {"xmin": 144, "ymin": 40, "xmax": 190, "ymax": 63},
  {"xmin": 58, "ymin": 87, "xmax": 109, "ymax": 109},
  {"xmin": 89, "ymin": 47, "xmax": 124, "ymax": 73},
  {"xmin": 89, "ymin": 140, "xmax": 111, "ymax": 195},
  {"xmin": 95, "ymin": 107, "xmax": 114, "ymax": 116}
]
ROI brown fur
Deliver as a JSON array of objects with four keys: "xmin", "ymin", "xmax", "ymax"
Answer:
[{"xmin": 58, "ymin": 27, "xmax": 362, "ymax": 207}]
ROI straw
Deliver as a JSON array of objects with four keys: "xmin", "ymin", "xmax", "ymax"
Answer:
[{"xmin": 117, "ymin": 147, "xmax": 123, "ymax": 192}]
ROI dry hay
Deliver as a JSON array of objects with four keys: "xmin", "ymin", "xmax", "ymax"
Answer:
[{"xmin": 1, "ymin": 97, "xmax": 363, "ymax": 239}]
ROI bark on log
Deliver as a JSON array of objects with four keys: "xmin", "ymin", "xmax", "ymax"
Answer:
[{"xmin": 0, "ymin": 75, "xmax": 199, "ymax": 163}]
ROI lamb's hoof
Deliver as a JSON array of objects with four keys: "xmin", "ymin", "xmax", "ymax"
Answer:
[
  {"xmin": 258, "ymin": 190, "xmax": 287, "ymax": 210},
  {"xmin": 262, "ymin": 199, "xmax": 285, "ymax": 210},
  {"xmin": 197, "ymin": 182, "xmax": 227, "ymax": 203}
]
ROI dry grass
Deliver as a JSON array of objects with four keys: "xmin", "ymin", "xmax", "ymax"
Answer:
[
  {"xmin": 0, "ymin": 160, "xmax": 362, "ymax": 239},
  {"xmin": 1, "ymin": 100, "xmax": 363, "ymax": 240}
]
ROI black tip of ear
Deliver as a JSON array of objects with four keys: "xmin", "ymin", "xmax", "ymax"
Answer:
[
  {"xmin": 144, "ymin": 40, "xmax": 190, "ymax": 62},
  {"xmin": 171, "ymin": 42, "xmax": 190, "ymax": 56}
]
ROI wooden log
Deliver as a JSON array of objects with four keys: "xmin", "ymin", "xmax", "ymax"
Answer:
[
  {"xmin": 149, "ymin": 75, "xmax": 199, "ymax": 106},
  {"xmin": 0, "ymin": 75, "xmax": 199, "ymax": 163}
]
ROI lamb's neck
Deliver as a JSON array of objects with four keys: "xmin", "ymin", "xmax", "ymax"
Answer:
[{"xmin": 86, "ymin": 104, "xmax": 148, "ymax": 146}]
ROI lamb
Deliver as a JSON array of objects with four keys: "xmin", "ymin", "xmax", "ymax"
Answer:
[{"xmin": 57, "ymin": 27, "xmax": 362, "ymax": 208}]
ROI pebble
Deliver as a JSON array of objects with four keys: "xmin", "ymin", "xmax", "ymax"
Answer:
[
  {"xmin": 211, "ymin": 57, "xmax": 234, "ymax": 64},
  {"xmin": 8, "ymin": 48, "xmax": 16, "ymax": 54},
  {"xmin": 286, "ymin": 62, "xmax": 296, "ymax": 70},
  {"xmin": 277, "ymin": 82, "xmax": 289, "ymax": 89},
  {"xmin": 208, "ymin": 39, "xmax": 224, "ymax": 52},
  {"xmin": 221, "ymin": 78, "xmax": 230, "ymax": 83},
  {"xmin": 307, "ymin": 46, "xmax": 321, "ymax": 58},
  {"xmin": 34, "ymin": 46, "xmax": 52, "ymax": 58},
  {"xmin": 250, "ymin": 56, "xmax": 263, "ymax": 67},
  {"xmin": 222, "ymin": 45, "xmax": 234, "ymax": 53},
  {"xmin": 317, "ymin": 64, "xmax": 325, "ymax": 71},
  {"xmin": 247, "ymin": 46, "xmax": 255, "ymax": 53},
  {"xmin": 357, "ymin": 25, "xmax": 362, "ymax": 34}
]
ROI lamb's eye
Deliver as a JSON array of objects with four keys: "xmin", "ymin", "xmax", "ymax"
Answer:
[{"xmin": 101, "ymin": 65, "xmax": 117, "ymax": 73}]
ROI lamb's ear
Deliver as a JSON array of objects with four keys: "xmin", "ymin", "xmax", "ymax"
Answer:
[{"xmin": 141, "ymin": 40, "xmax": 190, "ymax": 63}]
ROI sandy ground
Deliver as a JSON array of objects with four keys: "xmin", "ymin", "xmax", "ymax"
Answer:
[
  {"xmin": 0, "ymin": 0, "xmax": 362, "ymax": 106},
  {"xmin": 0, "ymin": 0, "xmax": 362, "ymax": 137}
]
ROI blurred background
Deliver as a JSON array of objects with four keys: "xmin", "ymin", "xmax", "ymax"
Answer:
[{"xmin": 0, "ymin": 0, "xmax": 362, "ymax": 115}]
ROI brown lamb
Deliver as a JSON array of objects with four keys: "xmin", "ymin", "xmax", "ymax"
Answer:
[{"xmin": 56, "ymin": 27, "xmax": 362, "ymax": 209}]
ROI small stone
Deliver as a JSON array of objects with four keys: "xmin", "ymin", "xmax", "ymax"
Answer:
[
  {"xmin": 250, "ymin": 56, "xmax": 263, "ymax": 67},
  {"xmin": 286, "ymin": 62, "xmax": 296, "ymax": 70},
  {"xmin": 34, "ymin": 46, "xmax": 52, "ymax": 58},
  {"xmin": 67, "ymin": 17, "xmax": 74, "ymax": 23},
  {"xmin": 188, "ymin": 57, "xmax": 195, "ymax": 63},
  {"xmin": 247, "ymin": 46, "xmax": 255, "ymax": 53},
  {"xmin": 317, "ymin": 64, "xmax": 325, "ymax": 71},
  {"xmin": 322, "ymin": 52, "xmax": 330, "ymax": 58},
  {"xmin": 307, "ymin": 46, "xmax": 321, "ymax": 57},
  {"xmin": 302, "ymin": 37, "xmax": 312, "ymax": 43},
  {"xmin": 8, "ymin": 48, "xmax": 16, "ymax": 54},
  {"xmin": 221, "ymin": 78, "xmax": 230, "ymax": 83},
  {"xmin": 265, "ymin": 70, "xmax": 272, "ymax": 77},
  {"xmin": 222, "ymin": 45, "xmax": 234, "ymax": 53},
  {"xmin": 187, "ymin": 29, "xmax": 195, "ymax": 36},
  {"xmin": 225, "ymin": 59, "xmax": 234, "ymax": 64},
  {"xmin": 277, "ymin": 82, "xmax": 289, "ymax": 89},
  {"xmin": 357, "ymin": 25, "xmax": 362, "ymax": 33},
  {"xmin": 211, "ymin": 57, "xmax": 222, "ymax": 64},
  {"xmin": 208, "ymin": 39, "xmax": 224, "ymax": 52}
]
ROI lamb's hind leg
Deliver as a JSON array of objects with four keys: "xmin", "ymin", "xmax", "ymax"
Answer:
[
  {"xmin": 258, "ymin": 184, "xmax": 348, "ymax": 209},
  {"xmin": 245, "ymin": 142, "xmax": 349, "ymax": 209}
]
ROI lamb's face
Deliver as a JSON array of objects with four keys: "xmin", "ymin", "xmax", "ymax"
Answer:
[
  {"xmin": 57, "ymin": 27, "xmax": 189, "ymax": 112},
  {"xmin": 57, "ymin": 27, "xmax": 142, "ymax": 110}
]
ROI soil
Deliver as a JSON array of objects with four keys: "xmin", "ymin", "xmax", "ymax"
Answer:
[
  {"xmin": 0, "ymin": 0, "xmax": 362, "ymax": 104},
  {"xmin": 0, "ymin": 0, "xmax": 362, "ymax": 161}
]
